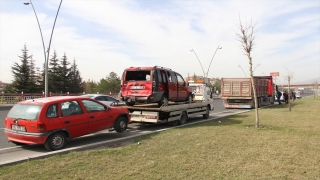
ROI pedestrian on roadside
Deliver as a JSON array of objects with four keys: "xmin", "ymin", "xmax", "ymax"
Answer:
[
  {"xmin": 291, "ymin": 91, "xmax": 296, "ymax": 101},
  {"xmin": 283, "ymin": 91, "xmax": 289, "ymax": 104},
  {"xmin": 277, "ymin": 90, "xmax": 282, "ymax": 105}
]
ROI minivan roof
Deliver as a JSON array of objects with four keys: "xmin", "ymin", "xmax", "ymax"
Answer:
[{"xmin": 125, "ymin": 66, "xmax": 172, "ymax": 71}]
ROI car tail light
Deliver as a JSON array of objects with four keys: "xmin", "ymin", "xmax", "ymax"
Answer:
[{"xmin": 37, "ymin": 122, "xmax": 46, "ymax": 132}]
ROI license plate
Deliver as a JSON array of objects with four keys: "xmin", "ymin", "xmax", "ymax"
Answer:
[
  {"xmin": 12, "ymin": 125, "xmax": 26, "ymax": 132},
  {"xmin": 131, "ymin": 86, "xmax": 144, "ymax": 90}
]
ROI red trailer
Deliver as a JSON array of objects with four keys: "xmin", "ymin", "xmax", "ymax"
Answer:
[{"xmin": 221, "ymin": 76, "xmax": 275, "ymax": 109}]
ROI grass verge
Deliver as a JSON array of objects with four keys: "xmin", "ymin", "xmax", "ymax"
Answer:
[{"xmin": 1, "ymin": 96, "xmax": 320, "ymax": 180}]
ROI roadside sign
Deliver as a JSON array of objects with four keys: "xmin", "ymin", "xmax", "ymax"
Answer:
[{"xmin": 270, "ymin": 72, "xmax": 279, "ymax": 76}]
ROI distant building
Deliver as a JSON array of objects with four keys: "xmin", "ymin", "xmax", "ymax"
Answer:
[{"xmin": 0, "ymin": 81, "xmax": 9, "ymax": 92}]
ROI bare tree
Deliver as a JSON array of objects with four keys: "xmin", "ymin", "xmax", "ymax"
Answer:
[{"xmin": 235, "ymin": 17, "xmax": 259, "ymax": 128}]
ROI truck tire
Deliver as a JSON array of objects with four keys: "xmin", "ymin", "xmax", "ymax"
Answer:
[
  {"xmin": 158, "ymin": 95, "xmax": 168, "ymax": 107},
  {"xmin": 44, "ymin": 132, "xmax": 67, "ymax": 151},
  {"xmin": 203, "ymin": 106, "xmax": 210, "ymax": 119},
  {"xmin": 114, "ymin": 117, "xmax": 128, "ymax": 133},
  {"xmin": 178, "ymin": 112, "xmax": 187, "ymax": 125}
]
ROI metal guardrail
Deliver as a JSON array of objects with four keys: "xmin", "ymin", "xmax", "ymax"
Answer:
[{"xmin": 0, "ymin": 94, "xmax": 120, "ymax": 104}]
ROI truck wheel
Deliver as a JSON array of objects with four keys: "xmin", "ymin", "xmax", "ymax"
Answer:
[
  {"xmin": 44, "ymin": 132, "xmax": 67, "ymax": 151},
  {"xmin": 114, "ymin": 117, "xmax": 128, "ymax": 133},
  {"xmin": 158, "ymin": 95, "xmax": 168, "ymax": 107},
  {"xmin": 203, "ymin": 106, "xmax": 210, "ymax": 119},
  {"xmin": 187, "ymin": 94, "xmax": 193, "ymax": 103},
  {"xmin": 178, "ymin": 112, "xmax": 187, "ymax": 125}
]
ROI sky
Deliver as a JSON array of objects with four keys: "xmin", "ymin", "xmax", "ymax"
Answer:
[{"xmin": 0, "ymin": 0, "xmax": 319, "ymax": 86}]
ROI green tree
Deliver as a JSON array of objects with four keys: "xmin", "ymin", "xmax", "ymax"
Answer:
[
  {"xmin": 83, "ymin": 79, "xmax": 97, "ymax": 94},
  {"xmin": 70, "ymin": 59, "xmax": 84, "ymax": 94},
  {"xmin": 11, "ymin": 44, "xmax": 37, "ymax": 93},
  {"xmin": 106, "ymin": 72, "xmax": 121, "ymax": 93},
  {"xmin": 95, "ymin": 72, "xmax": 121, "ymax": 94},
  {"xmin": 57, "ymin": 53, "xmax": 71, "ymax": 94},
  {"xmin": 48, "ymin": 51, "xmax": 62, "ymax": 93}
]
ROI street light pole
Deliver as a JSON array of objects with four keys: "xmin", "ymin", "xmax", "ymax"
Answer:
[
  {"xmin": 24, "ymin": 0, "xmax": 63, "ymax": 97},
  {"xmin": 238, "ymin": 65, "xmax": 247, "ymax": 77},
  {"xmin": 190, "ymin": 49, "xmax": 205, "ymax": 77},
  {"xmin": 206, "ymin": 45, "xmax": 222, "ymax": 78}
]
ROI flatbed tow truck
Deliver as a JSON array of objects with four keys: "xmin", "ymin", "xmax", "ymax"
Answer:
[{"xmin": 113, "ymin": 79, "xmax": 214, "ymax": 125}]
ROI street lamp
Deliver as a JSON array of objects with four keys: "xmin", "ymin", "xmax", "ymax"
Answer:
[
  {"xmin": 190, "ymin": 49, "xmax": 205, "ymax": 77},
  {"xmin": 24, "ymin": 0, "xmax": 63, "ymax": 97},
  {"xmin": 206, "ymin": 45, "xmax": 222, "ymax": 78},
  {"xmin": 238, "ymin": 65, "xmax": 247, "ymax": 77}
]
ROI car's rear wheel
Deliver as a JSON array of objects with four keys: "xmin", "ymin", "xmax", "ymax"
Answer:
[
  {"xmin": 114, "ymin": 117, "xmax": 128, "ymax": 133},
  {"xmin": 158, "ymin": 94, "xmax": 168, "ymax": 107},
  {"xmin": 44, "ymin": 132, "xmax": 67, "ymax": 151}
]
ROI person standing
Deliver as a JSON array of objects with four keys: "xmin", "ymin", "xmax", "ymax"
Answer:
[
  {"xmin": 277, "ymin": 90, "xmax": 282, "ymax": 105},
  {"xmin": 283, "ymin": 91, "xmax": 289, "ymax": 104}
]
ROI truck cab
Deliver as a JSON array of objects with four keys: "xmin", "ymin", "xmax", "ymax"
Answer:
[{"xmin": 188, "ymin": 79, "xmax": 214, "ymax": 111}]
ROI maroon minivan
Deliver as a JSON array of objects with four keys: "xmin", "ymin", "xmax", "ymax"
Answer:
[{"xmin": 120, "ymin": 66, "xmax": 193, "ymax": 106}]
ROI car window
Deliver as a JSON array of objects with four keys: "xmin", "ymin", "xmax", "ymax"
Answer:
[
  {"xmin": 81, "ymin": 100, "xmax": 106, "ymax": 112},
  {"xmin": 161, "ymin": 71, "xmax": 167, "ymax": 83},
  {"xmin": 95, "ymin": 96, "xmax": 105, "ymax": 101},
  {"xmin": 61, "ymin": 101, "xmax": 83, "ymax": 116},
  {"xmin": 106, "ymin": 96, "xmax": 117, "ymax": 101},
  {"xmin": 7, "ymin": 104, "xmax": 41, "ymax": 120},
  {"xmin": 169, "ymin": 71, "xmax": 177, "ymax": 83},
  {"xmin": 47, "ymin": 104, "xmax": 58, "ymax": 118},
  {"xmin": 176, "ymin": 74, "xmax": 185, "ymax": 86}
]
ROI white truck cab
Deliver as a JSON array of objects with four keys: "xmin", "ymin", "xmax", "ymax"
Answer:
[{"xmin": 188, "ymin": 79, "xmax": 214, "ymax": 111}]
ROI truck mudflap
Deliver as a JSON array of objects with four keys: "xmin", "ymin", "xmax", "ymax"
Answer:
[{"xmin": 224, "ymin": 104, "xmax": 252, "ymax": 109}]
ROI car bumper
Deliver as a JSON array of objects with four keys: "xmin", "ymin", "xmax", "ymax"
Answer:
[{"xmin": 4, "ymin": 128, "xmax": 48, "ymax": 145}]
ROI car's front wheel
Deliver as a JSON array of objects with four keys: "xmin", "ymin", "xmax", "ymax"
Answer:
[
  {"xmin": 114, "ymin": 117, "xmax": 128, "ymax": 133},
  {"xmin": 44, "ymin": 132, "xmax": 67, "ymax": 151}
]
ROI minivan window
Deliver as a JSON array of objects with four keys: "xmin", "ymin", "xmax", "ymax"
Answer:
[
  {"xmin": 176, "ymin": 74, "xmax": 185, "ymax": 86},
  {"xmin": 125, "ymin": 70, "xmax": 151, "ymax": 81},
  {"xmin": 169, "ymin": 71, "xmax": 177, "ymax": 83},
  {"xmin": 7, "ymin": 104, "xmax": 42, "ymax": 120}
]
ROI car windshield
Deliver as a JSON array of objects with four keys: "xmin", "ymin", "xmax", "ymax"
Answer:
[{"xmin": 7, "ymin": 104, "xmax": 42, "ymax": 120}]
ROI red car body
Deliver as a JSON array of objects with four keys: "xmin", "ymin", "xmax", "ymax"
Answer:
[
  {"xmin": 4, "ymin": 96, "xmax": 130, "ymax": 151},
  {"xmin": 121, "ymin": 66, "xmax": 193, "ymax": 106}
]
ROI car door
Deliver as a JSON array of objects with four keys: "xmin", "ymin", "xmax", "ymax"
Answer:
[
  {"xmin": 167, "ymin": 71, "xmax": 178, "ymax": 100},
  {"xmin": 59, "ymin": 100, "xmax": 90, "ymax": 139},
  {"xmin": 80, "ymin": 100, "xmax": 115, "ymax": 133},
  {"xmin": 176, "ymin": 73, "xmax": 188, "ymax": 100}
]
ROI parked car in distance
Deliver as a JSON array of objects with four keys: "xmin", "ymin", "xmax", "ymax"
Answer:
[
  {"xmin": 120, "ymin": 66, "xmax": 193, "ymax": 107},
  {"xmin": 81, "ymin": 94, "xmax": 124, "ymax": 106},
  {"xmin": 295, "ymin": 91, "xmax": 301, "ymax": 99},
  {"xmin": 4, "ymin": 96, "xmax": 130, "ymax": 151}
]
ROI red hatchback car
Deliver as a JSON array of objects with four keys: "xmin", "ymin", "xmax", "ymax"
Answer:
[
  {"xmin": 4, "ymin": 96, "xmax": 130, "ymax": 151},
  {"xmin": 121, "ymin": 66, "xmax": 193, "ymax": 106}
]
